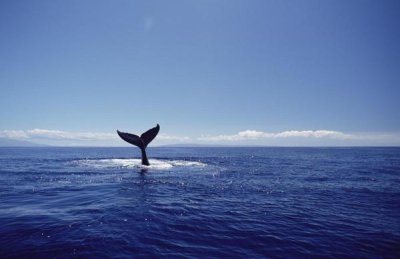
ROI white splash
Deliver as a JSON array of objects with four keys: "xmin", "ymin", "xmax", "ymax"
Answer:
[{"xmin": 75, "ymin": 158, "xmax": 206, "ymax": 170}]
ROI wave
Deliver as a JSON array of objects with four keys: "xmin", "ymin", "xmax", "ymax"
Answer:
[{"xmin": 73, "ymin": 158, "xmax": 207, "ymax": 170}]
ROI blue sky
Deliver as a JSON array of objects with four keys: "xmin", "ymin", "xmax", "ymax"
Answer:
[{"xmin": 0, "ymin": 0, "xmax": 399, "ymax": 146}]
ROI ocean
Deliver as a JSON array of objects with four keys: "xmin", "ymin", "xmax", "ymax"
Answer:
[{"xmin": 0, "ymin": 147, "xmax": 399, "ymax": 258}]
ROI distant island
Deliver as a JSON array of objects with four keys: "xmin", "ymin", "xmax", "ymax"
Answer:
[{"xmin": 0, "ymin": 138, "xmax": 47, "ymax": 147}]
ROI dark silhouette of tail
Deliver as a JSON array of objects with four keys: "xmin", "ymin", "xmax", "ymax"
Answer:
[{"xmin": 117, "ymin": 124, "xmax": 160, "ymax": 166}]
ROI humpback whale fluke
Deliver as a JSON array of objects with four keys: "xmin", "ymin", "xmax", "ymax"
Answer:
[{"xmin": 117, "ymin": 124, "xmax": 160, "ymax": 166}]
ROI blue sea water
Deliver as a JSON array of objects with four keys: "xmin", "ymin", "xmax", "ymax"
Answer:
[{"xmin": 0, "ymin": 147, "xmax": 399, "ymax": 258}]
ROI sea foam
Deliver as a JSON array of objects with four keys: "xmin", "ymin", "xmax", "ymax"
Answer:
[{"xmin": 74, "ymin": 158, "xmax": 206, "ymax": 170}]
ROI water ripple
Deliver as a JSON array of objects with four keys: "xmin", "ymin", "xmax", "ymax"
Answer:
[{"xmin": 0, "ymin": 147, "xmax": 399, "ymax": 258}]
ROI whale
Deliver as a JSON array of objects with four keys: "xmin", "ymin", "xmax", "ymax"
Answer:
[{"xmin": 117, "ymin": 124, "xmax": 160, "ymax": 166}]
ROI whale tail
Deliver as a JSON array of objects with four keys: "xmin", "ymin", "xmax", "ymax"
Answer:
[{"xmin": 117, "ymin": 124, "xmax": 160, "ymax": 166}]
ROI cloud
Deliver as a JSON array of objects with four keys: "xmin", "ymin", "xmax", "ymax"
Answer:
[
  {"xmin": 198, "ymin": 130, "xmax": 357, "ymax": 142},
  {"xmin": 0, "ymin": 129, "xmax": 191, "ymax": 145},
  {"xmin": 0, "ymin": 130, "xmax": 29, "ymax": 139},
  {"xmin": 1, "ymin": 128, "xmax": 399, "ymax": 146},
  {"xmin": 0, "ymin": 129, "xmax": 119, "ymax": 142},
  {"xmin": 274, "ymin": 130, "xmax": 354, "ymax": 139},
  {"xmin": 157, "ymin": 134, "xmax": 191, "ymax": 142},
  {"xmin": 198, "ymin": 130, "xmax": 271, "ymax": 141},
  {"xmin": 25, "ymin": 129, "xmax": 117, "ymax": 141}
]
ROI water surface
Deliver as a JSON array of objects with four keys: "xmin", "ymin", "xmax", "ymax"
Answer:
[{"xmin": 0, "ymin": 147, "xmax": 399, "ymax": 257}]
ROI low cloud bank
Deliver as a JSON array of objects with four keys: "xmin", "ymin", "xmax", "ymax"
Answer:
[
  {"xmin": 0, "ymin": 129, "xmax": 191, "ymax": 146},
  {"xmin": 198, "ymin": 130, "xmax": 400, "ymax": 146},
  {"xmin": 0, "ymin": 128, "xmax": 399, "ymax": 146},
  {"xmin": 0, "ymin": 129, "xmax": 117, "ymax": 141},
  {"xmin": 198, "ymin": 130, "xmax": 354, "ymax": 141}
]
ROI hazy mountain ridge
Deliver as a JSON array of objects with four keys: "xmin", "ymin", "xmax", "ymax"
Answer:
[{"xmin": 0, "ymin": 138, "xmax": 47, "ymax": 147}]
